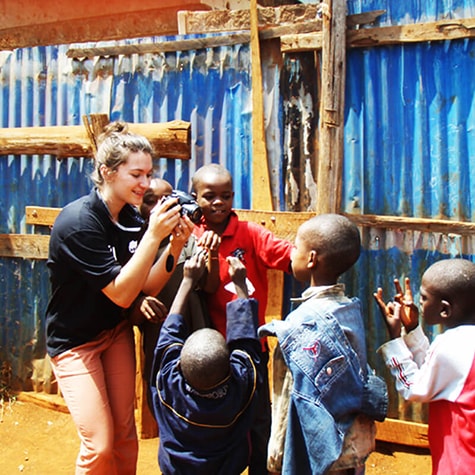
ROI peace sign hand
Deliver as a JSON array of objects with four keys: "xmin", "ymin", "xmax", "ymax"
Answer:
[{"xmin": 393, "ymin": 278, "xmax": 419, "ymax": 332}]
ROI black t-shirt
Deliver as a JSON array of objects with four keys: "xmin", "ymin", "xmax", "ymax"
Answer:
[{"xmin": 45, "ymin": 189, "xmax": 145, "ymax": 357}]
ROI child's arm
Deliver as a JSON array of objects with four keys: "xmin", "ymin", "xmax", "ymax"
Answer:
[
  {"xmin": 169, "ymin": 249, "xmax": 207, "ymax": 316},
  {"xmin": 196, "ymin": 230, "xmax": 221, "ymax": 293},
  {"xmin": 225, "ymin": 256, "xmax": 260, "ymax": 345},
  {"xmin": 227, "ymin": 256, "xmax": 248, "ymax": 299}
]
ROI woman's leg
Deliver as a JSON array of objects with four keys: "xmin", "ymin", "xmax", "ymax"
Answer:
[
  {"xmin": 102, "ymin": 322, "xmax": 138, "ymax": 475},
  {"xmin": 51, "ymin": 321, "xmax": 138, "ymax": 475},
  {"xmin": 52, "ymin": 335, "xmax": 117, "ymax": 474}
]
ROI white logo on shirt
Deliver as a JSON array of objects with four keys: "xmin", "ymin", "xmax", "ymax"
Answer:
[{"xmin": 129, "ymin": 240, "xmax": 138, "ymax": 254}]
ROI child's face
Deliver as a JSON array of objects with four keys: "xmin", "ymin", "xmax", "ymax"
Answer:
[
  {"xmin": 140, "ymin": 179, "xmax": 173, "ymax": 220},
  {"xmin": 291, "ymin": 232, "xmax": 312, "ymax": 283},
  {"xmin": 419, "ymin": 278, "xmax": 444, "ymax": 325},
  {"xmin": 194, "ymin": 172, "xmax": 234, "ymax": 227}
]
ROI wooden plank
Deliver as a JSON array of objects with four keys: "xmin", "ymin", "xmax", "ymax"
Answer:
[
  {"xmin": 376, "ymin": 418, "xmax": 429, "ymax": 448},
  {"xmin": 134, "ymin": 327, "xmax": 158, "ymax": 439},
  {"xmin": 250, "ymin": 0, "xmax": 273, "ymax": 211},
  {"xmin": 26, "ymin": 207, "xmax": 62, "ymax": 227},
  {"xmin": 17, "ymin": 391, "xmax": 69, "ymax": 414},
  {"xmin": 237, "ymin": 209, "xmax": 475, "ymax": 237},
  {"xmin": 282, "ymin": 16, "xmax": 475, "ymax": 53},
  {"xmin": 0, "ymin": 120, "xmax": 191, "ymax": 160},
  {"xmin": 178, "ymin": 5, "xmax": 384, "ymax": 35},
  {"xmin": 67, "ymin": 33, "xmax": 252, "ymax": 57},
  {"xmin": 235, "ymin": 210, "xmax": 314, "ymax": 240},
  {"xmin": 0, "ymin": 234, "xmax": 50, "ymax": 259},
  {"xmin": 316, "ymin": 0, "xmax": 347, "ymax": 215},
  {"xmin": 345, "ymin": 212, "xmax": 475, "ymax": 235},
  {"xmin": 178, "ymin": 4, "xmax": 322, "ymax": 34},
  {"xmin": 347, "ymin": 17, "xmax": 475, "ymax": 47},
  {"xmin": 0, "ymin": 4, "xmax": 209, "ymax": 50},
  {"xmin": 24, "ymin": 206, "xmax": 475, "ymax": 236}
]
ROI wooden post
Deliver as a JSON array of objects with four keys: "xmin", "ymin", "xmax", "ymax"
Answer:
[
  {"xmin": 83, "ymin": 114, "xmax": 110, "ymax": 155},
  {"xmin": 250, "ymin": 0, "xmax": 273, "ymax": 211},
  {"xmin": 316, "ymin": 0, "xmax": 347, "ymax": 214}
]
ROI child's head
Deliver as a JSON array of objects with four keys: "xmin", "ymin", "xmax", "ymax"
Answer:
[
  {"xmin": 140, "ymin": 178, "xmax": 173, "ymax": 221},
  {"xmin": 291, "ymin": 213, "xmax": 361, "ymax": 285},
  {"xmin": 420, "ymin": 258, "xmax": 475, "ymax": 327},
  {"xmin": 191, "ymin": 164, "xmax": 234, "ymax": 232},
  {"xmin": 180, "ymin": 328, "xmax": 230, "ymax": 391}
]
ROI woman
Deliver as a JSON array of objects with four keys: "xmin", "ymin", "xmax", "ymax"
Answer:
[{"xmin": 45, "ymin": 122, "xmax": 193, "ymax": 474}]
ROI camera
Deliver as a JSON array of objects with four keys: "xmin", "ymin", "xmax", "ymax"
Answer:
[{"xmin": 163, "ymin": 190, "xmax": 203, "ymax": 224}]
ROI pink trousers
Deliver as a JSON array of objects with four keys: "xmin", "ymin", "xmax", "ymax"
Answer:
[{"xmin": 51, "ymin": 320, "xmax": 138, "ymax": 475}]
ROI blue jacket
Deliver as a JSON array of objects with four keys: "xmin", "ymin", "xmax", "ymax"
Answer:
[
  {"xmin": 150, "ymin": 298, "xmax": 262, "ymax": 475},
  {"xmin": 259, "ymin": 286, "xmax": 387, "ymax": 475}
]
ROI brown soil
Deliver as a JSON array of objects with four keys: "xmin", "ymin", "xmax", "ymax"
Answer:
[{"xmin": 1, "ymin": 394, "xmax": 432, "ymax": 475}]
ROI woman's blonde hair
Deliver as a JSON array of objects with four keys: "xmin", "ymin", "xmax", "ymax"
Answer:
[{"xmin": 90, "ymin": 121, "xmax": 154, "ymax": 187}]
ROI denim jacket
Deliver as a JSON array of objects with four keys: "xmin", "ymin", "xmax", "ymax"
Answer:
[{"xmin": 259, "ymin": 285, "xmax": 388, "ymax": 475}]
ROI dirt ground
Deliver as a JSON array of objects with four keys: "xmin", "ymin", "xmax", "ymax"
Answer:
[{"xmin": 1, "ymin": 395, "xmax": 432, "ymax": 475}]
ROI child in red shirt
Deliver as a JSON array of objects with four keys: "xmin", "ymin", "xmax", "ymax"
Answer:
[{"xmin": 191, "ymin": 163, "xmax": 294, "ymax": 475}]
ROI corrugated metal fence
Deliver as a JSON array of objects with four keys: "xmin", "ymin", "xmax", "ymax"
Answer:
[{"xmin": 2, "ymin": 0, "xmax": 475, "ymax": 424}]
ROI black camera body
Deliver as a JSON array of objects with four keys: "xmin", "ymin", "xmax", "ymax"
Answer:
[{"xmin": 165, "ymin": 190, "xmax": 202, "ymax": 224}]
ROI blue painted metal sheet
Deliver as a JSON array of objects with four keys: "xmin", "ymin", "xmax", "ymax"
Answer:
[{"xmin": 2, "ymin": 1, "xmax": 475, "ymax": 426}]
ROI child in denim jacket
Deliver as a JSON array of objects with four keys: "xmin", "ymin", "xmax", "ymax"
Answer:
[{"xmin": 259, "ymin": 214, "xmax": 388, "ymax": 475}]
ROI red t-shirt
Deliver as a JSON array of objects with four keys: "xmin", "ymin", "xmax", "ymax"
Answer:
[{"xmin": 193, "ymin": 211, "xmax": 293, "ymax": 340}]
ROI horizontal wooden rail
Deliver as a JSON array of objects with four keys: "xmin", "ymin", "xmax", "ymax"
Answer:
[
  {"xmin": 0, "ymin": 120, "xmax": 191, "ymax": 160},
  {"xmin": 0, "ymin": 208, "xmax": 472, "ymax": 260},
  {"xmin": 376, "ymin": 418, "xmax": 428, "ymax": 448}
]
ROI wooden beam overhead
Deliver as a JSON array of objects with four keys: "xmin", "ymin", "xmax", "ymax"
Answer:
[
  {"xmin": 0, "ymin": 4, "xmax": 209, "ymax": 50},
  {"xmin": 178, "ymin": 5, "xmax": 384, "ymax": 36},
  {"xmin": 178, "ymin": 4, "xmax": 324, "ymax": 35},
  {"xmin": 66, "ymin": 8, "xmax": 385, "ymax": 58},
  {"xmin": 0, "ymin": 120, "xmax": 191, "ymax": 160}
]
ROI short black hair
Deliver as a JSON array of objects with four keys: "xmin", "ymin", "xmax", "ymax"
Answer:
[
  {"xmin": 423, "ymin": 258, "xmax": 475, "ymax": 308},
  {"xmin": 191, "ymin": 164, "xmax": 233, "ymax": 193},
  {"xmin": 299, "ymin": 214, "xmax": 361, "ymax": 278},
  {"xmin": 180, "ymin": 328, "xmax": 230, "ymax": 391}
]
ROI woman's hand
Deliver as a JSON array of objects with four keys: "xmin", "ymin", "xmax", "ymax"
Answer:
[
  {"xmin": 170, "ymin": 215, "xmax": 194, "ymax": 250},
  {"xmin": 147, "ymin": 198, "xmax": 181, "ymax": 243}
]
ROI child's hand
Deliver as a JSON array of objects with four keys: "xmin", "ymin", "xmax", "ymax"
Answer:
[
  {"xmin": 197, "ymin": 230, "xmax": 221, "ymax": 258},
  {"xmin": 140, "ymin": 296, "xmax": 168, "ymax": 323},
  {"xmin": 227, "ymin": 256, "xmax": 248, "ymax": 299},
  {"xmin": 183, "ymin": 249, "xmax": 207, "ymax": 283},
  {"xmin": 373, "ymin": 287, "xmax": 403, "ymax": 339},
  {"xmin": 129, "ymin": 295, "xmax": 167, "ymax": 325},
  {"xmin": 393, "ymin": 277, "xmax": 419, "ymax": 332}
]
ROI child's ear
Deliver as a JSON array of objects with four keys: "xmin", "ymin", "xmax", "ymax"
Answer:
[
  {"xmin": 308, "ymin": 250, "xmax": 317, "ymax": 269},
  {"xmin": 191, "ymin": 191, "xmax": 197, "ymax": 199},
  {"xmin": 440, "ymin": 299, "xmax": 451, "ymax": 320}
]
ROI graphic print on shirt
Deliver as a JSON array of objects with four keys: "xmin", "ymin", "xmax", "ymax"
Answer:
[
  {"xmin": 108, "ymin": 244, "xmax": 117, "ymax": 261},
  {"xmin": 303, "ymin": 340, "xmax": 321, "ymax": 360},
  {"xmin": 128, "ymin": 239, "xmax": 138, "ymax": 253}
]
